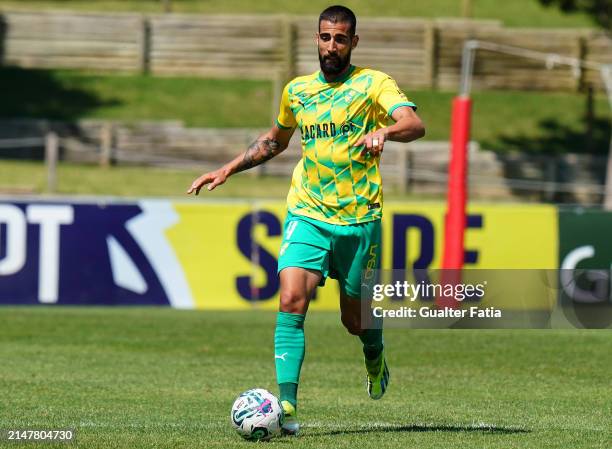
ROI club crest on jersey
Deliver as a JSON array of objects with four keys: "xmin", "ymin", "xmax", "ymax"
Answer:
[
  {"xmin": 301, "ymin": 121, "xmax": 357, "ymax": 141},
  {"xmin": 344, "ymin": 91, "xmax": 356, "ymax": 102}
]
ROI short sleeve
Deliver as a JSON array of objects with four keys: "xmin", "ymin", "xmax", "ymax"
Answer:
[
  {"xmin": 376, "ymin": 76, "xmax": 417, "ymax": 117},
  {"xmin": 276, "ymin": 83, "xmax": 297, "ymax": 129}
]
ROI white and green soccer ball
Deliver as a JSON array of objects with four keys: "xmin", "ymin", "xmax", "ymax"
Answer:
[{"xmin": 230, "ymin": 388, "xmax": 284, "ymax": 441}]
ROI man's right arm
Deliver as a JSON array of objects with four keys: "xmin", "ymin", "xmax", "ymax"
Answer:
[{"xmin": 187, "ymin": 124, "xmax": 295, "ymax": 195}]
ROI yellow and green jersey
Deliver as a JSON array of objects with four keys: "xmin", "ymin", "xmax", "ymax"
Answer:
[{"xmin": 276, "ymin": 65, "xmax": 416, "ymax": 225}]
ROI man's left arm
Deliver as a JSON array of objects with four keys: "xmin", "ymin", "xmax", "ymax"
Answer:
[
  {"xmin": 386, "ymin": 106, "xmax": 426, "ymax": 142},
  {"xmin": 354, "ymin": 106, "xmax": 425, "ymax": 157}
]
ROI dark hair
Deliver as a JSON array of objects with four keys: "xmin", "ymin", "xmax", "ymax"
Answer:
[{"xmin": 319, "ymin": 5, "xmax": 357, "ymax": 36}]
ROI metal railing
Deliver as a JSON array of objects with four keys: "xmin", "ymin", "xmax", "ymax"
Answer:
[
  {"xmin": 0, "ymin": 131, "xmax": 608, "ymax": 204},
  {"xmin": 0, "ymin": 134, "xmax": 59, "ymax": 193}
]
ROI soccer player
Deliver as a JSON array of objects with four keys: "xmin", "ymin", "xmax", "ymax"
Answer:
[{"xmin": 188, "ymin": 5, "xmax": 425, "ymax": 435}]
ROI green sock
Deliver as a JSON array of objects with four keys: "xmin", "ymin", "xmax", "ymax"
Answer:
[
  {"xmin": 359, "ymin": 327, "xmax": 384, "ymax": 367},
  {"xmin": 279, "ymin": 382, "xmax": 298, "ymax": 409},
  {"xmin": 275, "ymin": 312, "xmax": 305, "ymax": 408}
]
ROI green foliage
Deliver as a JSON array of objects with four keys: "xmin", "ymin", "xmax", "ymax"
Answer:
[
  {"xmin": 0, "ymin": 307, "xmax": 610, "ymax": 448},
  {"xmin": 538, "ymin": 0, "xmax": 611, "ymax": 30}
]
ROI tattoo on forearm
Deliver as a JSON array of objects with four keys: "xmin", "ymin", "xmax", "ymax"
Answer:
[{"xmin": 236, "ymin": 138, "xmax": 281, "ymax": 173}]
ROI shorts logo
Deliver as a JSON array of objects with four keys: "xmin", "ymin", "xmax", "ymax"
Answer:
[{"xmin": 363, "ymin": 244, "xmax": 378, "ymax": 281}]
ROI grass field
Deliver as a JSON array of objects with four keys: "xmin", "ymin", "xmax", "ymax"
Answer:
[
  {"xmin": 0, "ymin": 0, "xmax": 595, "ymax": 28},
  {"xmin": 0, "ymin": 307, "xmax": 610, "ymax": 448},
  {"xmin": 0, "ymin": 161, "xmax": 292, "ymax": 198},
  {"xmin": 0, "ymin": 160, "xmax": 446, "ymax": 199},
  {"xmin": 2, "ymin": 68, "xmax": 610, "ymax": 154},
  {"xmin": 0, "ymin": 68, "xmax": 273, "ymax": 128}
]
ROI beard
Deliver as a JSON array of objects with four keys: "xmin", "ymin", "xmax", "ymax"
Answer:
[{"xmin": 318, "ymin": 48, "xmax": 352, "ymax": 76}]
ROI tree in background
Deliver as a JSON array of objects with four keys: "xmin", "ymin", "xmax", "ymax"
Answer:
[
  {"xmin": 538, "ymin": 0, "xmax": 611, "ymax": 31},
  {"xmin": 537, "ymin": 3, "xmax": 612, "ymax": 208},
  {"xmin": 539, "ymin": 1, "xmax": 611, "ymax": 208}
]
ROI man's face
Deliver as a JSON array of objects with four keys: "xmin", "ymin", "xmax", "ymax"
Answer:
[{"xmin": 317, "ymin": 20, "xmax": 358, "ymax": 76}]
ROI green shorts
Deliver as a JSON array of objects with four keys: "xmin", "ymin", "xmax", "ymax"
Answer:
[{"xmin": 277, "ymin": 211, "xmax": 381, "ymax": 298}]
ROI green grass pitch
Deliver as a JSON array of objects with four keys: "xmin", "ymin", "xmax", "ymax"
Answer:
[{"xmin": 1, "ymin": 307, "xmax": 610, "ymax": 448}]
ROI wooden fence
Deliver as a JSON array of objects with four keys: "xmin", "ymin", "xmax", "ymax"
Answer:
[
  {"xmin": 0, "ymin": 10, "xmax": 610, "ymax": 91},
  {"xmin": 0, "ymin": 11, "xmax": 145, "ymax": 72},
  {"xmin": 0, "ymin": 119, "xmax": 607, "ymax": 204}
]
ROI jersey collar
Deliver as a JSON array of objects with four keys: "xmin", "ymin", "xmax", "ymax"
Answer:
[{"xmin": 318, "ymin": 65, "xmax": 356, "ymax": 84}]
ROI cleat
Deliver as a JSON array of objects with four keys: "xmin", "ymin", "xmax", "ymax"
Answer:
[
  {"xmin": 365, "ymin": 350, "xmax": 389, "ymax": 400},
  {"xmin": 280, "ymin": 400, "xmax": 300, "ymax": 436}
]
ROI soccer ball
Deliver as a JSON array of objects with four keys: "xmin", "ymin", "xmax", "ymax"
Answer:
[{"xmin": 230, "ymin": 388, "xmax": 284, "ymax": 441}]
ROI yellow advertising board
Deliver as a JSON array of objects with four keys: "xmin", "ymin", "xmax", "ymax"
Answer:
[{"xmin": 166, "ymin": 201, "xmax": 558, "ymax": 310}]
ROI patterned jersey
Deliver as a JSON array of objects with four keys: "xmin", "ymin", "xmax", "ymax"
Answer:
[{"xmin": 276, "ymin": 65, "xmax": 416, "ymax": 225}]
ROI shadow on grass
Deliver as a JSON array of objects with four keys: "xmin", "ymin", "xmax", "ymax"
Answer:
[
  {"xmin": 0, "ymin": 66, "xmax": 121, "ymax": 159},
  {"xmin": 485, "ymin": 117, "xmax": 611, "ymax": 156},
  {"xmin": 482, "ymin": 116, "xmax": 610, "ymax": 203},
  {"xmin": 310, "ymin": 423, "xmax": 531, "ymax": 436},
  {"xmin": 0, "ymin": 66, "xmax": 121, "ymax": 121}
]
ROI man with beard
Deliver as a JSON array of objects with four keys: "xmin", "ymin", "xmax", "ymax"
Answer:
[{"xmin": 188, "ymin": 5, "xmax": 424, "ymax": 435}]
